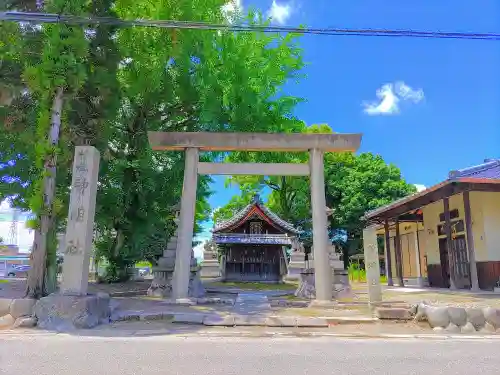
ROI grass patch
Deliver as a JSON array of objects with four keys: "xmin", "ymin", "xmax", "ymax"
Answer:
[
  {"xmin": 207, "ymin": 281, "xmax": 297, "ymax": 291},
  {"xmin": 348, "ymin": 264, "xmax": 387, "ymax": 284},
  {"xmin": 135, "ymin": 261, "xmax": 152, "ymax": 268},
  {"xmin": 278, "ymin": 294, "xmax": 304, "ymax": 301}
]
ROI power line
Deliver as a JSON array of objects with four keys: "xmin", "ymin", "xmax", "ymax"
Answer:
[{"xmin": 1, "ymin": 11, "xmax": 499, "ymax": 41}]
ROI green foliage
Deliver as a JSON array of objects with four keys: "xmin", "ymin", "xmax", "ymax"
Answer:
[
  {"xmin": 325, "ymin": 152, "xmax": 416, "ymax": 262},
  {"xmin": 347, "ymin": 263, "xmax": 387, "ymax": 284},
  {"xmin": 219, "ymin": 123, "xmax": 416, "ymax": 265},
  {"xmin": 212, "ymin": 190, "xmax": 255, "ymax": 224},
  {"xmin": 0, "ymin": 0, "xmax": 306, "ymax": 283},
  {"xmin": 225, "ymin": 123, "xmax": 333, "ymax": 227}
]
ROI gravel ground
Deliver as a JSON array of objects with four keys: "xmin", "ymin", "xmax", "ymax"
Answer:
[
  {"xmin": 3, "ymin": 278, "xmax": 499, "ymax": 310},
  {"xmin": 92, "ymin": 319, "xmax": 435, "ymax": 336},
  {"xmin": 113, "ymin": 296, "xmax": 235, "ymax": 315}
]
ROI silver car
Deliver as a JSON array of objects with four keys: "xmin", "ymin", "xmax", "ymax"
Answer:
[{"xmin": 6, "ymin": 264, "xmax": 30, "ymax": 277}]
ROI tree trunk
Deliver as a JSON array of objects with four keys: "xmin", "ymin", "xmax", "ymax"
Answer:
[
  {"xmin": 25, "ymin": 86, "xmax": 64, "ymax": 298},
  {"xmin": 44, "ymin": 225, "xmax": 58, "ymax": 294}
]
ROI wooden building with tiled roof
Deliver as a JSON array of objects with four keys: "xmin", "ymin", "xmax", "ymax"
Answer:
[
  {"xmin": 363, "ymin": 158, "xmax": 500, "ymax": 291},
  {"xmin": 212, "ymin": 195, "xmax": 301, "ymax": 282}
]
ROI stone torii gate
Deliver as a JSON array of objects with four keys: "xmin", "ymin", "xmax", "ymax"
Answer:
[{"xmin": 148, "ymin": 131, "xmax": 362, "ymax": 303}]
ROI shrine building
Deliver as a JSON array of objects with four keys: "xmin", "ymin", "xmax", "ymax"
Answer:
[{"xmin": 212, "ymin": 195, "xmax": 301, "ymax": 282}]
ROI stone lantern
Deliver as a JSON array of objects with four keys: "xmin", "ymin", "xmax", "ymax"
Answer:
[
  {"xmin": 200, "ymin": 240, "xmax": 222, "ymax": 279},
  {"xmin": 294, "ymin": 206, "xmax": 351, "ymax": 299},
  {"xmin": 148, "ymin": 202, "xmax": 205, "ymax": 298},
  {"xmin": 147, "ymin": 203, "xmax": 181, "ymax": 297}
]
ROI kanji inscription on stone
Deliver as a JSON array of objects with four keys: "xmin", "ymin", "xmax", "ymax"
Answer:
[
  {"xmin": 64, "ymin": 239, "xmax": 82, "ymax": 255},
  {"xmin": 73, "ymin": 176, "xmax": 89, "ymax": 195},
  {"xmin": 61, "ymin": 146, "xmax": 100, "ymax": 296},
  {"xmin": 75, "ymin": 207, "xmax": 85, "ymax": 222},
  {"xmin": 363, "ymin": 227, "xmax": 382, "ymax": 303},
  {"xmin": 75, "ymin": 149, "xmax": 88, "ymax": 173}
]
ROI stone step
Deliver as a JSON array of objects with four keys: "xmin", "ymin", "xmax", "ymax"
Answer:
[{"xmin": 233, "ymin": 293, "xmax": 272, "ymax": 314}]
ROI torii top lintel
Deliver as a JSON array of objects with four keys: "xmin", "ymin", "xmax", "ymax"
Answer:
[{"xmin": 148, "ymin": 132, "xmax": 362, "ymax": 152}]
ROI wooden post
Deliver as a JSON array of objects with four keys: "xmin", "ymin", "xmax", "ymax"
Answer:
[
  {"xmin": 395, "ymin": 218, "xmax": 404, "ymax": 287},
  {"xmin": 463, "ymin": 191, "xmax": 480, "ymax": 291},
  {"xmin": 443, "ymin": 197, "xmax": 457, "ymax": 290},
  {"xmin": 414, "ymin": 223, "xmax": 424, "ymax": 287},
  {"xmin": 384, "ymin": 219, "xmax": 394, "ymax": 286}
]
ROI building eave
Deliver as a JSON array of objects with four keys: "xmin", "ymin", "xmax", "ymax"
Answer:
[{"xmin": 363, "ymin": 178, "xmax": 500, "ymax": 223}]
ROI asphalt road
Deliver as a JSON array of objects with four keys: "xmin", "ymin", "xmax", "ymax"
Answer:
[{"xmin": 1, "ymin": 333, "xmax": 498, "ymax": 375}]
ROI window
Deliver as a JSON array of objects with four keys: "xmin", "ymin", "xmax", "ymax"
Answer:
[
  {"xmin": 249, "ymin": 221, "xmax": 262, "ymax": 234},
  {"xmin": 439, "ymin": 209, "xmax": 460, "ymax": 222},
  {"xmin": 437, "ymin": 219, "xmax": 465, "ymax": 236}
]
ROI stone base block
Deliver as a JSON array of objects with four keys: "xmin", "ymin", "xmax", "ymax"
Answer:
[
  {"xmin": 202, "ymin": 315, "xmax": 235, "ymax": 326},
  {"xmin": 308, "ymin": 300, "xmax": 338, "ymax": 309},
  {"xmin": 0, "ymin": 298, "xmax": 12, "ymax": 316},
  {"xmin": 333, "ymin": 284, "xmax": 353, "ymax": 299},
  {"xmin": 172, "ymin": 313, "xmax": 205, "ymax": 324},
  {"xmin": 376, "ymin": 307, "xmax": 413, "ymax": 320},
  {"xmin": 189, "ymin": 271, "xmax": 206, "ymax": 298},
  {"xmin": 294, "ymin": 271, "xmax": 316, "ymax": 299},
  {"xmin": 10, "ymin": 298, "xmax": 36, "ymax": 318},
  {"xmin": 200, "ymin": 261, "xmax": 221, "ymax": 278},
  {"xmin": 13, "ymin": 316, "xmax": 38, "ymax": 328},
  {"xmin": 265, "ymin": 316, "xmax": 297, "ymax": 327},
  {"xmin": 296, "ymin": 317, "xmax": 328, "ymax": 327},
  {"xmin": 147, "ymin": 272, "xmax": 173, "ymax": 298},
  {"xmin": 163, "ymin": 298, "xmax": 198, "ymax": 306},
  {"xmin": 0, "ymin": 314, "xmax": 15, "ymax": 328},
  {"xmin": 233, "ymin": 315, "xmax": 267, "ymax": 326},
  {"xmin": 34, "ymin": 293, "xmax": 111, "ymax": 331},
  {"xmin": 287, "ymin": 262, "xmax": 305, "ymax": 280}
]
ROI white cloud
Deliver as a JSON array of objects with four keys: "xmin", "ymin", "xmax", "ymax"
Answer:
[
  {"xmin": 222, "ymin": 0, "xmax": 243, "ymax": 21},
  {"xmin": 362, "ymin": 81, "xmax": 424, "ymax": 116},
  {"xmin": 413, "ymin": 184, "xmax": 426, "ymax": 192},
  {"xmin": 267, "ymin": 0, "xmax": 292, "ymax": 25}
]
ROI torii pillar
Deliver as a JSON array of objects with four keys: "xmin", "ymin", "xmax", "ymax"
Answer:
[{"xmin": 148, "ymin": 132, "xmax": 362, "ymax": 302}]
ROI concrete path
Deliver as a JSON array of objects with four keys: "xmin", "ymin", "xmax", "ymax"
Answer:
[
  {"xmin": 2, "ymin": 333, "xmax": 500, "ymax": 375},
  {"xmin": 233, "ymin": 292, "xmax": 272, "ymax": 315}
]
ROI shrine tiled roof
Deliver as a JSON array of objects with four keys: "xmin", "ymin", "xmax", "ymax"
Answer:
[
  {"xmin": 213, "ymin": 195, "xmax": 301, "ymax": 235},
  {"xmin": 448, "ymin": 159, "xmax": 500, "ymax": 180}
]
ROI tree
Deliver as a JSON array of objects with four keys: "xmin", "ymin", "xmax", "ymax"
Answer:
[
  {"xmin": 20, "ymin": 0, "xmax": 90, "ymax": 297},
  {"xmin": 225, "ymin": 123, "xmax": 333, "ymax": 227},
  {"xmin": 219, "ymin": 124, "xmax": 416, "ymax": 266},
  {"xmin": 92, "ymin": 0, "xmax": 306, "ymax": 278},
  {"xmin": 324, "ymin": 152, "xmax": 416, "ymax": 266},
  {"xmin": 0, "ymin": 0, "xmax": 307, "ymax": 285},
  {"xmin": 1, "ymin": 0, "xmax": 120, "ymax": 291},
  {"xmin": 212, "ymin": 190, "xmax": 256, "ymax": 224}
]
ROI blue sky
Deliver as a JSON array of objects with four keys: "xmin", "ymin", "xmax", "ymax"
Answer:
[{"xmin": 195, "ymin": 0, "xmax": 500, "ymax": 256}]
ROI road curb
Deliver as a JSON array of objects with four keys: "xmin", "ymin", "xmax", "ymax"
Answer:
[
  {"xmin": 2, "ymin": 329, "xmax": 498, "ymax": 341},
  {"xmin": 186, "ymin": 331, "xmax": 500, "ymax": 340},
  {"xmin": 111, "ymin": 310, "xmax": 378, "ymax": 327}
]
